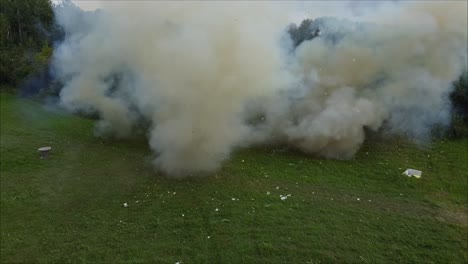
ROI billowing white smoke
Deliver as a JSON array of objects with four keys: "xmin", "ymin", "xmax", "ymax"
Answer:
[{"xmin": 53, "ymin": 1, "xmax": 467, "ymax": 176}]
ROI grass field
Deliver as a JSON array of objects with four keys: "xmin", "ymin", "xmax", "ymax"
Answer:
[{"xmin": 1, "ymin": 92, "xmax": 467, "ymax": 263}]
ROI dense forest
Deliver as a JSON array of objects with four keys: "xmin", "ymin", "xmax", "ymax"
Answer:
[
  {"xmin": 0, "ymin": 0, "xmax": 58, "ymax": 87},
  {"xmin": 0, "ymin": 0, "xmax": 467, "ymax": 136}
]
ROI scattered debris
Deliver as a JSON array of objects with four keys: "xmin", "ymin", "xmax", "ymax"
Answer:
[
  {"xmin": 280, "ymin": 194, "xmax": 291, "ymax": 201},
  {"xmin": 123, "ymin": 202, "xmax": 128, "ymax": 208},
  {"xmin": 402, "ymin": 168, "xmax": 422, "ymax": 178},
  {"xmin": 266, "ymin": 191, "xmax": 270, "ymax": 195},
  {"xmin": 357, "ymin": 198, "xmax": 360, "ymax": 201},
  {"xmin": 215, "ymin": 208, "xmax": 219, "ymax": 212}
]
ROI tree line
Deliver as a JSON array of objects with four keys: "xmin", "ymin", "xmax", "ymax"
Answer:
[{"xmin": 0, "ymin": 0, "xmax": 59, "ymax": 86}]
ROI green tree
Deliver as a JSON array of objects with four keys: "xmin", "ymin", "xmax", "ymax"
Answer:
[
  {"xmin": 450, "ymin": 72, "xmax": 468, "ymax": 137},
  {"xmin": 288, "ymin": 19, "xmax": 320, "ymax": 48},
  {"xmin": 0, "ymin": 0, "xmax": 55, "ymax": 87}
]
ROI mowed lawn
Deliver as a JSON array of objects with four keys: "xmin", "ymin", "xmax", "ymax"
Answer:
[{"xmin": 1, "ymin": 92, "xmax": 467, "ymax": 263}]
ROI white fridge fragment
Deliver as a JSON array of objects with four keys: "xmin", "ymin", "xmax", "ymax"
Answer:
[{"xmin": 402, "ymin": 169, "xmax": 422, "ymax": 178}]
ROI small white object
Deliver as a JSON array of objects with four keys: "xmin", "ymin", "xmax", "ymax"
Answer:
[
  {"xmin": 266, "ymin": 191, "xmax": 270, "ymax": 195},
  {"xmin": 207, "ymin": 236, "xmax": 211, "ymax": 239},
  {"xmin": 280, "ymin": 195, "xmax": 287, "ymax": 201},
  {"xmin": 357, "ymin": 198, "xmax": 360, "ymax": 201},
  {"xmin": 123, "ymin": 203, "xmax": 128, "ymax": 207},
  {"xmin": 182, "ymin": 214, "xmax": 184, "ymax": 217},
  {"xmin": 241, "ymin": 160, "xmax": 244, "ymax": 163},
  {"xmin": 38, "ymin": 146, "xmax": 52, "ymax": 158},
  {"xmin": 402, "ymin": 168, "xmax": 422, "ymax": 178},
  {"xmin": 215, "ymin": 208, "xmax": 219, "ymax": 212},
  {"xmin": 231, "ymin": 198, "xmax": 236, "ymax": 201},
  {"xmin": 38, "ymin": 146, "xmax": 51, "ymax": 151}
]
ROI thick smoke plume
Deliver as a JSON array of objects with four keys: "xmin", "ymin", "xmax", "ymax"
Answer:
[{"xmin": 53, "ymin": 1, "xmax": 467, "ymax": 176}]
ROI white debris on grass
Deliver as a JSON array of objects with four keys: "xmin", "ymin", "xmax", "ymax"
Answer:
[
  {"xmin": 280, "ymin": 194, "xmax": 291, "ymax": 201},
  {"xmin": 357, "ymin": 198, "xmax": 360, "ymax": 201},
  {"xmin": 266, "ymin": 191, "xmax": 270, "ymax": 195},
  {"xmin": 402, "ymin": 168, "xmax": 422, "ymax": 178},
  {"xmin": 215, "ymin": 208, "xmax": 219, "ymax": 212},
  {"xmin": 123, "ymin": 203, "xmax": 128, "ymax": 207}
]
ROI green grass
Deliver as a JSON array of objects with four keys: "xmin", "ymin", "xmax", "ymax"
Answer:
[{"xmin": 1, "ymin": 92, "xmax": 467, "ymax": 263}]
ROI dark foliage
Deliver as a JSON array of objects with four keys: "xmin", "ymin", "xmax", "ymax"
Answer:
[
  {"xmin": 0, "ymin": 0, "xmax": 58, "ymax": 89},
  {"xmin": 449, "ymin": 73, "xmax": 468, "ymax": 137}
]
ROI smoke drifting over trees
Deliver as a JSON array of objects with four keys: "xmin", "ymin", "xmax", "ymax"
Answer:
[{"xmin": 52, "ymin": 1, "xmax": 467, "ymax": 176}]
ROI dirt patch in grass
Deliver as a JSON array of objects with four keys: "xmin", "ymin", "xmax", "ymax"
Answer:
[{"xmin": 437, "ymin": 208, "xmax": 468, "ymax": 227}]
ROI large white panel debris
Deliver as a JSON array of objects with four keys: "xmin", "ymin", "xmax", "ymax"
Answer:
[{"xmin": 402, "ymin": 169, "xmax": 422, "ymax": 178}]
